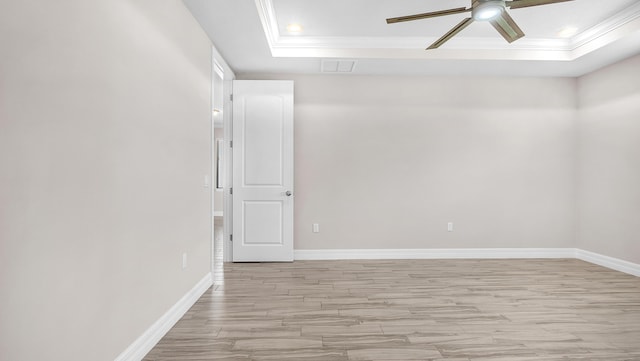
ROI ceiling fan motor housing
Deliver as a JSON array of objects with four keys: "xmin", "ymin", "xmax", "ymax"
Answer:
[{"xmin": 473, "ymin": 0, "xmax": 506, "ymax": 21}]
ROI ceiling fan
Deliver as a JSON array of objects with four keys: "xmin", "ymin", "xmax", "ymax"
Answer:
[{"xmin": 386, "ymin": 0, "xmax": 574, "ymax": 49}]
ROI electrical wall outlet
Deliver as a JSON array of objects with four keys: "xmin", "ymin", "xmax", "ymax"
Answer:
[
  {"xmin": 447, "ymin": 222, "xmax": 454, "ymax": 232},
  {"xmin": 312, "ymin": 223, "xmax": 320, "ymax": 233},
  {"xmin": 182, "ymin": 253, "xmax": 188, "ymax": 269}
]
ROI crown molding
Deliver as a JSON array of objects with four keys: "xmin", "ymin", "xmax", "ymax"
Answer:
[
  {"xmin": 255, "ymin": 0, "xmax": 640, "ymax": 61},
  {"xmin": 568, "ymin": 1, "xmax": 640, "ymax": 59},
  {"xmin": 254, "ymin": 0, "xmax": 279, "ymax": 50},
  {"xmin": 571, "ymin": 1, "xmax": 640, "ymax": 50}
]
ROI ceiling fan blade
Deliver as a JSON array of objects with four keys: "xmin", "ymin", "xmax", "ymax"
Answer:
[
  {"xmin": 507, "ymin": 0, "xmax": 573, "ymax": 10},
  {"xmin": 490, "ymin": 11, "xmax": 525, "ymax": 43},
  {"xmin": 387, "ymin": 7, "xmax": 470, "ymax": 24},
  {"xmin": 427, "ymin": 17, "xmax": 474, "ymax": 49}
]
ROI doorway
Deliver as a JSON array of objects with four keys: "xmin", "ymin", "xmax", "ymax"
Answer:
[{"xmin": 212, "ymin": 60, "xmax": 225, "ymax": 280}]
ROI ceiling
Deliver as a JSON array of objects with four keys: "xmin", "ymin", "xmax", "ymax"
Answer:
[{"xmin": 184, "ymin": 0, "xmax": 640, "ymax": 77}]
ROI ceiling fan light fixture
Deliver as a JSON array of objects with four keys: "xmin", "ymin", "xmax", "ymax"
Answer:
[
  {"xmin": 385, "ymin": 0, "xmax": 577, "ymax": 49},
  {"xmin": 473, "ymin": 0, "xmax": 505, "ymax": 21}
]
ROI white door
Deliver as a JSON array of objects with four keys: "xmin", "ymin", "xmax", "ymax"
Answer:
[{"xmin": 232, "ymin": 80, "xmax": 294, "ymax": 262}]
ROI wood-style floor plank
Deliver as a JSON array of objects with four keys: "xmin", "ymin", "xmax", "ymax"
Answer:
[{"xmin": 144, "ymin": 258, "xmax": 640, "ymax": 361}]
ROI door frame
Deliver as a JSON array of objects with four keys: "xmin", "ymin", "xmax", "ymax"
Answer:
[
  {"xmin": 222, "ymin": 71, "xmax": 234, "ymax": 262},
  {"xmin": 211, "ymin": 48, "xmax": 236, "ymax": 273}
]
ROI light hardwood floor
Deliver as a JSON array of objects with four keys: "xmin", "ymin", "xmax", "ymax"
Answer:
[{"xmin": 144, "ymin": 258, "xmax": 640, "ymax": 361}]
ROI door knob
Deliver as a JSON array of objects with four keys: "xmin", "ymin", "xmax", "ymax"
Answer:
[{"xmin": 285, "ymin": 191, "xmax": 293, "ymax": 196}]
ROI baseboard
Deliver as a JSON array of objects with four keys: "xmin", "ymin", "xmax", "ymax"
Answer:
[
  {"xmin": 575, "ymin": 249, "xmax": 640, "ymax": 277},
  {"xmin": 294, "ymin": 248, "xmax": 577, "ymax": 260},
  {"xmin": 114, "ymin": 272, "xmax": 213, "ymax": 361},
  {"xmin": 294, "ymin": 248, "xmax": 640, "ymax": 277}
]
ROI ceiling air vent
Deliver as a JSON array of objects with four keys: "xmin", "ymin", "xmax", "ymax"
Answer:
[{"xmin": 321, "ymin": 59, "xmax": 357, "ymax": 73}]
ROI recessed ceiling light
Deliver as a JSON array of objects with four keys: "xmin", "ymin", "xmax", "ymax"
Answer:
[
  {"xmin": 286, "ymin": 23, "xmax": 303, "ymax": 33},
  {"xmin": 557, "ymin": 26, "xmax": 578, "ymax": 38}
]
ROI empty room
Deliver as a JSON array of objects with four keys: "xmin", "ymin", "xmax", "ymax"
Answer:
[{"xmin": 1, "ymin": 0, "xmax": 639, "ymax": 360}]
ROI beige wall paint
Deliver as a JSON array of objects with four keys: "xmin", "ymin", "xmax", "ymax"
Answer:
[
  {"xmin": 0, "ymin": 0, "xmax": 636, "ymax": 357},
  {"xmin": 576, "ymin": 54, "xmax": 640, "ymax": 264},
  {"xmin": 0, "ymin": 0, "xmax": 212, "ymax": 360},
  {"xmin": 239, "ymin": 74, "xmax": 578, "ymax": 251}
]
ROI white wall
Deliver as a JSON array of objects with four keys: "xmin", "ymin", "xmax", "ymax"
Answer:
[
  {"xmin": 0, "ymin": 0, "xmax": 213, "ymax": 360},
  {"xmin": 239, "ymin": 74, "xmax": 578, "ymax": 251},
  {"xmin": 576, "ymin": 54, "xmax": 640, "ymax": 264}
]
